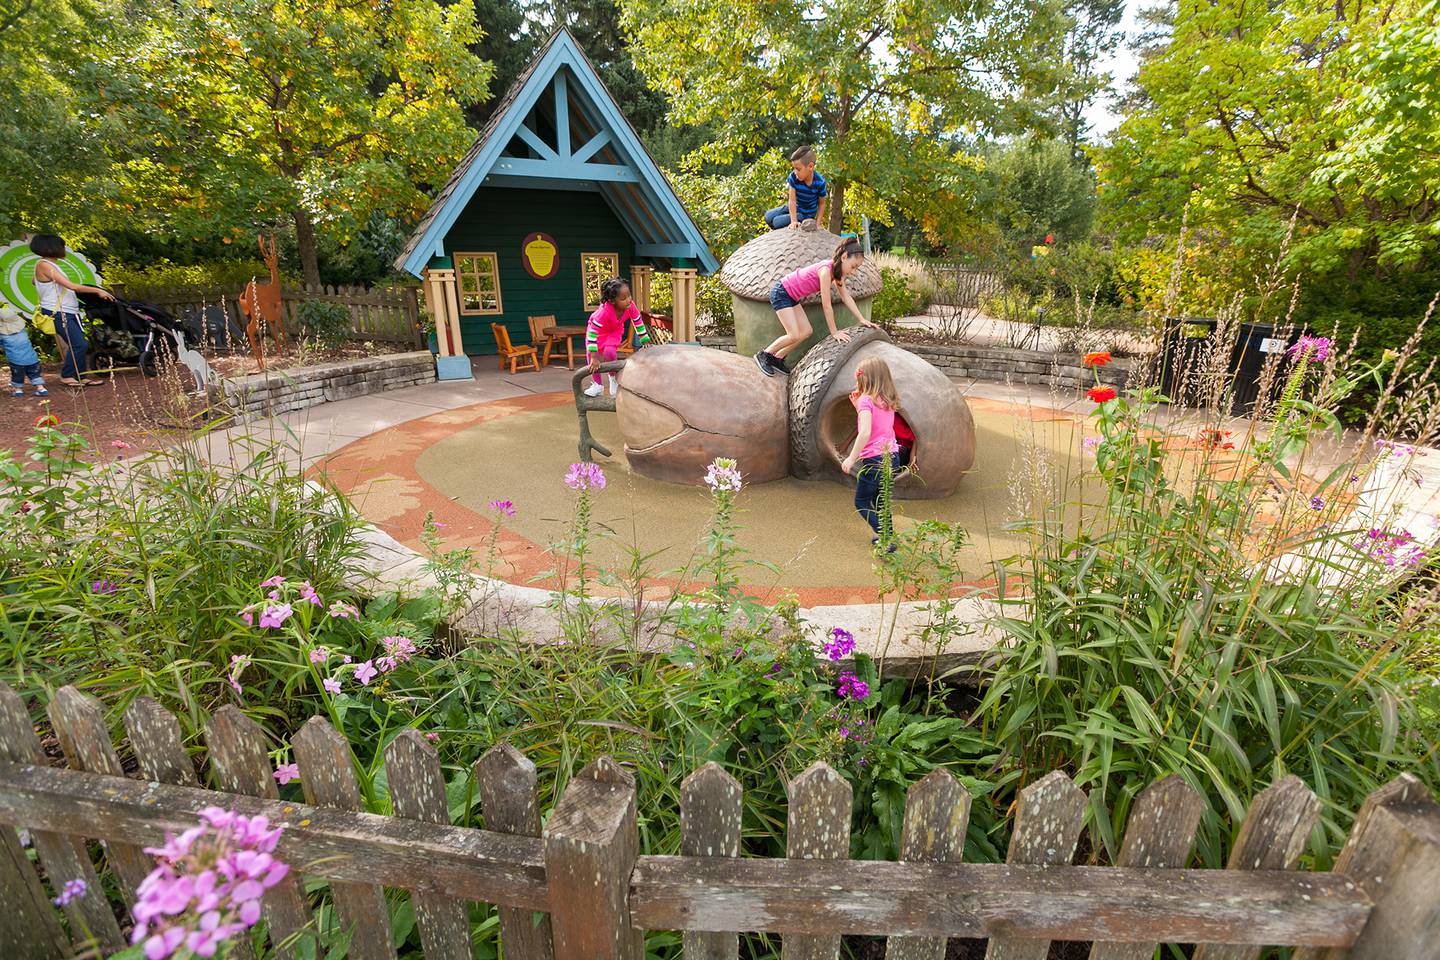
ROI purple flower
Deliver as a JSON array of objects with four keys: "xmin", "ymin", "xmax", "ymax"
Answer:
[
  {"xmin": 298, "ymin": 582, "xmax": 321, "ymax": 606},
  {"xmin": 322, "ymin": 677, "xmax": 341, "ymax": 694},
  {"xmin": 564, "ymin": 462, "xmax": 607, "ymax": 491},
  {"xmin": 1359, "ymin": 527, "xmax": 1427, "ymax": 569},
  {"xmin": 227, "ymin": 655, "xmax": 249, "ymax": 695},
  {"xmin": 1375, "ymin": 438, "xmax": 1423, "ymax": 459},
  {"xmin": 489, "ymin": 499, "xmax": 516, "ymax": 517},
  {"xmin": 1309, "ymin": 495, "xmax": 1325, "ymax": 510},
  {"xmin": 353, "ymin": 660, "xmax": 378, "ymax": 685},
  {"xmin": 53, "ymin": 877, "xmax": 87, "ymax": 907},
  {"xmin": 91, "ymin": 579, "xmax": 119, "ymax": 595},
  {"xmin": 823, "ymin": 627, "xmax": 856, "ymax": 662},
  {"xmin": 424, "ymin": 731, "xmax": 440, "ymax": 744},
  {"xmin": 1287, "ymin": 334, "xmax": 1332, "ymax": 363},
  {"xmin": 1081, "ymin": 436, "xmax": 1101, "ymax": 453},
  {"xmin": 837, "ymin": 672, "xmax": 870, "ymax": 701},
  {"xmin": 272, "ymin": 763, "xmax": 299, "ymax": 785},
  {"xmin": 307, "ymin": 646, "xmax": 329, "ymax": 664},
  {"xmin": 259, "ymin": 575, "xmax": 286, "ymax": 589},
  {"xmin": 381, "ymin": 635, "xmax": 417, "ymax": 663},
  {"xmin": 257, "ymin": 603, "xmax": 293, "ymax": 629},
  {"xmin": 327, "ymin": 600, "xmax": 359, "ymax": 621},
  {"xmin": 130, "ymin": 807, "xmax": 289, "ymax": 960},
  {"xmin": 703, "ymin": 457, "xmax": 743, "ymax": 493}
]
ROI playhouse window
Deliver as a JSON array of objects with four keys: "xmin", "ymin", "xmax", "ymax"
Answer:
[
  {"xmin": 455, "ymin": 252, "xmax": 503, "ymax": 315},
  {"xmin": 581, "ymin": 253, "xmax": 620, "ymax": 310}
]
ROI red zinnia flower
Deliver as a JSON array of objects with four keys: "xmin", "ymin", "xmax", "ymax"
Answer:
[
  {"xmin": 1083, "ymin": 352, "xmax": 1112, "ymax": 367},
  {"xmin": 34, "ymin": 414, "xmax": 60, "ymax": 428},
  {"xmin": 1087, "ymin": 386, "xmax": 1117, "ymax": 403}
]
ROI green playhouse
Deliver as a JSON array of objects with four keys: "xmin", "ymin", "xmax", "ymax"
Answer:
[{"xmin": 395, "ymin": 29, "xmax": 718, "ymax": 374}]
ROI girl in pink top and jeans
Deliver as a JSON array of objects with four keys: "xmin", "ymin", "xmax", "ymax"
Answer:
[
  {"xmin": 840, "ymin": 358, "xmax": 912, "ymax": 549},
  {"xmin": 755, "ymin": 236, "xmax": 876, "ymax": 377}
]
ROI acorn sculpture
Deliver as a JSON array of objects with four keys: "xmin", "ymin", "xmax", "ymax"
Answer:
[
  {"xmin": 720, "ymin": 226, "xmax": 884, "ymax": 366},
  {"xmin": 614, "ymin": 331, "xmax": 975, "ymax": 499}
]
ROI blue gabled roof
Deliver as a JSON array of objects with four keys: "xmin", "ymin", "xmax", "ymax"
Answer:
[{"xmin": 396, "ymin": 29, "xmax": 719, "ymax": 278}]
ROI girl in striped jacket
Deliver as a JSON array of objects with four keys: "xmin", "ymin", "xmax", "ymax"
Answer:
[{"xmin": 585, "ymin": 278, "xmax": 651, "ymax": 397}]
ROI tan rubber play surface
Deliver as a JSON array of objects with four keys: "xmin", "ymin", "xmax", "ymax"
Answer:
[{"xmin": 319, "ymin": 391, "xmax": 1101, "ymax": 605}]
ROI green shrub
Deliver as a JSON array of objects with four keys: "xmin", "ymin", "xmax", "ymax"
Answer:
[
  {"xmin": 296, "ymin": 298, "xmax": 353, "ymax": 347},
  {"xmin": 102, "ymin": 257, "xmax": 299, "ymax": 289},
  {"xmin": 871, "ymin": 265, "xmax": 923, "ymax": 327},
  {"xmin": 640, "ymin": 272, "xmax": 734, "ymax": 337}
]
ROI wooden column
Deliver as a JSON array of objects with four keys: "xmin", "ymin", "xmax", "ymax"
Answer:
[
  {"xmin": 423, "ymin": 266, "xmax": 464, "ymax": 357},
  {"xmin": 630, "ymin": 264, "xmax": 653, "ymax": 314},
  {"xmin": 671, "ymin": 267, "xmax": 697, "ymax": 343}
]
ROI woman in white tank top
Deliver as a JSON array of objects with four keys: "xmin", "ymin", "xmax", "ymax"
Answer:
[{"xmin": 30, "ymin": 234, "xmax": 113, "ymax": 387}]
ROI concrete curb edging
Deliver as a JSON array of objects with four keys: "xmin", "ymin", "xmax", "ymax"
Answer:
[{"xmin": 210, "ymin": 351, "xmax": 437, "ymax": 421}]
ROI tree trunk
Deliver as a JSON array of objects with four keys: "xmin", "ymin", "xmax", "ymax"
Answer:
[
  {"xmin": 293, "ymin": 208, "xmax": 322, "ymax": 289},
  {"xmin": 828, "ymin": 180, "xmax": 845, "ymax": 235}
]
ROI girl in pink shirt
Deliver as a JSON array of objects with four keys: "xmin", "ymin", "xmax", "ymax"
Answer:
[
  {"xmin": 585, "ymin": 278, "xmax": 651, "ymax": 397},
  {"xmin": 754, "ymin": 236, "xmax": 877, "ymax": 377},
  {"xmin": 840, "ymin": 358, "xmax": 911, "ymax": 548}
]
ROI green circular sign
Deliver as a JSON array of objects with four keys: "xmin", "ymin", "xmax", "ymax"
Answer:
[{"xmin": 0, "ymin": 239, "xmax": 102, "ymax": 314}]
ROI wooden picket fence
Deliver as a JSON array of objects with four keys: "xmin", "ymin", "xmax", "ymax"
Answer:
[
  {"xmin": 117, "ymin": 283, "xmax": 424, "ymax": 348},
  {"xmin": 1, "ymin": 682, "xmax": 1437, "ymax": 960}
]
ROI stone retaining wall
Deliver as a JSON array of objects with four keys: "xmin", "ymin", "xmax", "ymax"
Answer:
[
  {"xmin": 697, "ymin": 336, "xmax": 1140, "ymax": 389},
  {"xmin": 212, "ymin": 351, "xmax": 436, "ymax": 420}
]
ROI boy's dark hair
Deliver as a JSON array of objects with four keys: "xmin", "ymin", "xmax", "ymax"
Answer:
[
  {"xmin": 600, "ymin": 277, "xmax": 629, "ymax": 304},
  {"xmin": 790, "ymin": 145, "xmax": 816, "ymax": 164},
  {"xmin": 29, "ymin": 234, "xmax": 66, "ymax": 258}
]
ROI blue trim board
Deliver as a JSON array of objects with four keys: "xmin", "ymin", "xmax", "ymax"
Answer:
[{"xmin": 401, "ymin": 30, "xmax": 719, "ymax": 278}]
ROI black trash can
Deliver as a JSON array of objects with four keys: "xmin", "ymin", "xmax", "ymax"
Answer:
[{"xmin": 1158, "ymin": 317, "xmax": 1294, "ymax": 415}]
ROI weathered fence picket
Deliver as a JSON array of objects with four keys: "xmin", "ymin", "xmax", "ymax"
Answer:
[
  {"xmin": 386, "ymin": 731, "xmax": 473, "ymax": 960},
  {"xmin": 680, "ymin": 762, "xmax": 742, "ymax": 960},
  {"xmin": 477, "ymin": 742, "xmax": 554, "ymax": 960},
  {"xmin": 293, "ymin": 717, "xmax": 397, "ymax": 960},
  {"xmin": 784, "ymin": 763, "xmax": 853, "ymax": 960},
  {"xmin": 986, "ymin": 770, "xmax": 1087, "ymax": 960},
  {"xmin": 0, "ymin": 682, "xmax": 1437, "ymax": 960}
]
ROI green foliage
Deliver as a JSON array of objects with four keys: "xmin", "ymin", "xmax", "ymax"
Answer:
[
  {"xmin": 667, "ymin": 149, "xmax": 790, "ymax": 256},
  {"xmin": 621, "ymin": 0, "xmax": 1062, "ymax": 240},
  {"xmin": 981, "ymin": 367, "xmax": 1440, "ymax": 868},
  {"xmin": 870, "ymin": 266, "xmax": 923, "ymax": 327},
  {"xmin": 296, "ymin": 299, "xmax": 353, "ymax": 348},
  {"xmin": 102, "ymin": 258, "xmax": 297, "ymax": 289},
  {"xmin": 648, "ymin": 272, "xmax": 734, "ymax": 336},
  {"xmin": 981, "ymin": 138, "xmax": 1097, "ymax": 253}
]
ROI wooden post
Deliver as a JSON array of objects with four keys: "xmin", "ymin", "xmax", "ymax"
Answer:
[
  {"xmin": 423, "ymin": 267, "xmax": 464, "ymax": 357},
  {"xmin": 784, "ymin": 762, "xmax": 853, "ymax": 960},
  {"xmin": 1313, "ymin": 775, "xmax": 1440, "ymax": 960},
  {"xmin": 48, "ymin": 687, "xmax": 155, "ymax": 902},
  {"xmin": 207, "ymin": 706, "xmax": 312, "ymax": 959},
  {"xmin": 543, "ymin": 756, "xmax": 642, "ymax": 960},
  {"xmin": 0, "ymin": 683, "xmax": 122, "ymax": 952},
  {"xmin": 125, "ymin": 697, "xmax": 199, "ymax": 787},
  {"xmin": 671, "ymin": 268, "xmax": 698, "ymax": 343},
  {"xmin": 630, "ymin": 264, "xmax": 653, "ymax": 314},
  {"xmin": 477, "ymin": 743, "xmax": 554, "ymax": 960},
  {"xmin": 986, "ymin": 770, "xmax": 1087, "ymax": 960},
  {"xmin": 1193, "ymin": 775, "xmax": 1320, "ymax": 960},
  {"xmin": 887, "ymin": 768, "xmax": 970, "ymax": 960},
  {"xmin": 681, "ymin": 762, "xmax": 742, "ymax": 960},
  {"xmin": 292, "ymin": 718, "xmax": 397, "ymax": 960},
  {"xmin": 1090, "ymin": 775, "xmax": 1205, "ymax": 960},
  {"xmin": 384, "ymin": 731, "xmax": 471, "ymax": 960},
  {"xmin": 404, "ymin": 287, "xmax": 423, "ymax": 349}
]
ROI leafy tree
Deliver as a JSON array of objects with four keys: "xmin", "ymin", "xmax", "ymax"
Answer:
[
  {"xmin": 619, "ymin": 0, "xmax": 1068, "ymax": 239},
  {"xmin": 982, "ymin": 138, "xmax": 1097, "ymax": 253},
  {"xmin": 104, "ymin": 0, "xmax": 492, "ymax": 287},
  {"xmin": 468, "ymin": 0, "xmax": 534, "ymax": 126},
  {"xmin": 1047, "ymin": 0, "xmax": 1127, "ymax": 152},
  {"xmin": 1101, "ymin": 0, "xmax": 1440, "ymax": 278}
]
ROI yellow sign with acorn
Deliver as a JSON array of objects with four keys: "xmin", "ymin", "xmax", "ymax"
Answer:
[{"xmin": 522, "ymin": 232, "xmax": 558, "ymax": 280}]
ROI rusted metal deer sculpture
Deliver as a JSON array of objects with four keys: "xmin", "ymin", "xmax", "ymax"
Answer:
[{"xmin": 238, "ymin": 234, "xmax": 287, "ymax": 371}]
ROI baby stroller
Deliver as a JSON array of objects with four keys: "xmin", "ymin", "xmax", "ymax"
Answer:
[{"xmin": 78, "ymin": 292, "xmax": 201, "ymax": 377}]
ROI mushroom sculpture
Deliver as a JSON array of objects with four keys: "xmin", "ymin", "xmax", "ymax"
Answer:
[{"xmin": 719, "ymin": 226, "xmax": 884, "ymax": 367}]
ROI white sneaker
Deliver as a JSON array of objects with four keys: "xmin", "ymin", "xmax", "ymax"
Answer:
[
  {"xmin": 606, "ymin": 374, "xmax": 618, "ymax": 396},
  {"xmin": 583, "ymin": 381, "xmax": 604, "ymax": 397}
]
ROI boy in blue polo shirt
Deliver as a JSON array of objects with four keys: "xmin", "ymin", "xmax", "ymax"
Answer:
[{"xmin": 764, "ymin": 145, "xmax": 827, "ymax": 231}]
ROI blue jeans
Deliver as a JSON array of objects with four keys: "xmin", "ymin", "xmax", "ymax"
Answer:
[
  {"xmin": 45, "ymin": 311, "xmax": 87, "ymax": 379},
  {"xmin": 853, "ymin": 448, "xmax": 910, "ymax": 535},
  {"xmin": 766, "ymin": 205, "xmax": 819, "ymax": 230}
]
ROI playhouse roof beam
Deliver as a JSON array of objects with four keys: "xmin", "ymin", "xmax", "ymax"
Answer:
[
  {"xmin": 490, "ymin": 157, "xmax": 640, "ymax": 182},
  {"xmin": 636, "ymin": 243, "xmax": 703, "ymax": 259},
  {"xmin": 571, "ymin": 131, "xmax": 612, "ymax": 163},
  {"xmin": 514, "ymin": 123, "xmax": 558, "ymax": 161}
]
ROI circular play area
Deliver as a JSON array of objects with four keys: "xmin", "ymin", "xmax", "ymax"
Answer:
[{"xmin": 319, "ymin": 377, "xmax": 1096, "ymax": 606}]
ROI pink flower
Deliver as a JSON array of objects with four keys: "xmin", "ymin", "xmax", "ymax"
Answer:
[
  {"xmin": 327, "ymin": 600, "xmax": 359, "ymax": 620},
  {"xmin": 298, "ymin": 582, "xmax": 321, "ymax": 606},
  {"xmin": 703, "ymin": 457, "xmax": 743, "ymax": 493},
  {"xmin": 424, "ymin": 732, "xmax": 440, "ymax": 744},
  {"xmin": 272, "ymin": 763, "xmax": 299, "ymax": 785},
  {"xmin": 353, "ymin": 660, "xmax": 377, "ymax": 685},
  {"xmin": 1288, "ymin": 334, "xmax": 1332, "ymax": 363},
  {"xmin": 381, "ymin": 635, "xmax": 417, "ymax": 663},
  {"xmin": 837, "ymin": 672, "xmax": 870, "ymax": 701},
  {"xmin": 257, "ymin": 603, "xmax": 293, "ymax": 629},
  {"xmin": 564, "ymin": 462, "xmax": 607, "ymax": 491},
  {"xmin": 227, "ymin": 655, "xmax": 249, "ymax": 695},
  {"xmin": 489, "ymin": 499, "xmax": 516, "ymax": 517},
  {"xmin": 238, "ymin": 608, "xmax": 254, "ymax": 626},
  {"xmin": 91, "ymin": 579, "xmax": 119, "ymax": 595},
  {"xmin": 110, "ymin": 439, "xmax": 133, "ymax": 451},
  {"xmin": 53, "ymin": 877, "xmax": 87, "ymax": 907},
  {"xmin": 307, "ymin": 646, "xmax": 329, "ymax": 664},
  {"xmin": 259, "ymin": 576, "xmax": 285, "ymax": 589},
  {"xmin": 823, "ymin": 627, "xmax": 856, "ymax": 661},
  {"xmin": 322, "ymin": 677, "xmax": 341, "ymax": 695}
]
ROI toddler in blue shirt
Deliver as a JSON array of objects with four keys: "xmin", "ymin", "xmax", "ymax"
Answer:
[{"xmin": 0, "ymin": 304, "xmax": 47, "ymax": 397}]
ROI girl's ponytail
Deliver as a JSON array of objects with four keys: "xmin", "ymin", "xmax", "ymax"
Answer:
[{"xmin": 831, "ymin": 236, "xmax": 863, "ymax": 279}]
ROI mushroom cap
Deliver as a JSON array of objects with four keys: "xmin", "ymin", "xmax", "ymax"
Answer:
[{"xmin": 719, "ymin": 227, "xmax": 884, "ymax": 302}]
